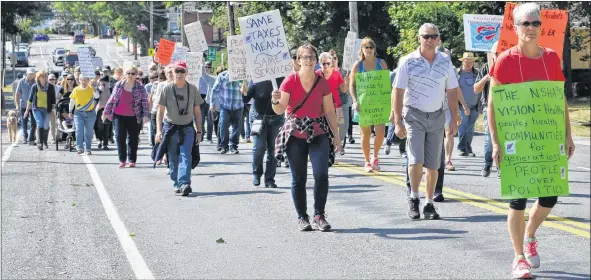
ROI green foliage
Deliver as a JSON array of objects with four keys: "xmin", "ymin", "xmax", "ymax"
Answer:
[{"xmin": 1, "ymin": 2, "xmax": 44, "ymax": 34}]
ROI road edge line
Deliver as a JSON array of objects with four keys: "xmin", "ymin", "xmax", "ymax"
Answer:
[
  {"xmin": 2, "ymin": 131, "xmax": 22, "ymax": 168},
  {"xmin": 81, "ymin": 155, "xmax": 154, "ymax": 279}
]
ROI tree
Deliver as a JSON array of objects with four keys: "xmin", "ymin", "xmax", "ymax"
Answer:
[{"xmin": 1, "ymin": 2, "xmax": 43, "ymax": 34}]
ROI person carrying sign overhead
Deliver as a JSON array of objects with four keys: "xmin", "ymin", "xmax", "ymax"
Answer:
[
  {"xmin": 487, "ymin": 3, "xmax": 575, "ymax": 279},
  {"xmin": 392, "ymin": 23, "xmax": 460, "ymax": 221}
]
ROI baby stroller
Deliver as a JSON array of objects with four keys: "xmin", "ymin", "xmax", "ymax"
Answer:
[{"xmin": 55, "ymin": 98, "xmax": 76, "ymax": 151}]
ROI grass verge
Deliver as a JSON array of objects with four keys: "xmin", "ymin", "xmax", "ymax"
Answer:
[
  {"xmin": 474, "ymin": 97, "xmax": 590, "ymax": 137},
  {"xmin": 115, "ymin": 42, "xmax": 123, "ymax": 47}
]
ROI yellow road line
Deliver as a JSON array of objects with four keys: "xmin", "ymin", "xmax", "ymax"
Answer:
[{"xmin": 333, "ymin": 162, "xmax": 590, "ymax": 238}]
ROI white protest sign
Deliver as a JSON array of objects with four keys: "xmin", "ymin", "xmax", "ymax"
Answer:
[
  {"xmin": 227, "ymin": 35, "xmax": 252, "ymax": 82},
  {"xmin": 171, "ymin": 46, "xmax": 189, "ymax": 64},
  {"xmin": 138, "ymin": 56, "xmax": 154, "ymax": 73},
  {"xmin": 238, "ymin": 9, "xmax": 292, "ymax": 84},
  {"xmin": 184, "ymin": 21, "xmax": 208, "ymax": 52},
  {"xmin": 77, "ymin": 47, "xmax": 95, "ymax": 78},
  {"xmin": 186, "ymin": 52, "xmax": 203, "ymax": 85},
  {"xmin": 342, "ymin": 31, "xmax": 357, "ymax": 71},
  {"xmin": 463, "ymin": 14, "xmax": 503, "ymax": 52},
  {"xmin": 92, "ymin": 56, "xmax": 104, "ymax": 69}
]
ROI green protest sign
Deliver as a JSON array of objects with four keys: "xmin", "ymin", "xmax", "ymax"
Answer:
[
  {"xmin": 355, "ymin": 70, "xmax": 391, "ymax": 126},
  {"xmin": 491, "ymin": 81, "xmax": 569, "ymax": 199}
]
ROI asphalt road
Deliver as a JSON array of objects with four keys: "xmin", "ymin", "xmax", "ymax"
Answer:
[{"xmin": 1, "ymin": 38, "xmax": 590, "ymax": 279}]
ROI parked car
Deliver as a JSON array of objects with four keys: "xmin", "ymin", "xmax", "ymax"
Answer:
[
  {"xmin": 11, "ymin": 51, "xmax": 29, "ymax": 67},
  {"xmin": 64, "ymin": 53, "xmax": 79, "ymax": 69},
  {"xmin": 17, "ymin": 46, "xmax": 29, "ymax": 57},
  {"xmin": 34, "ymin": 34, "xmax": 49, "ymax": 41},
  {"xmin": 53, "ymin": 48, "xmax": 66, "ymax": 65},
  {"xmin": 73, "ymin": 34, "xmax": 85, "ymax": 44}
]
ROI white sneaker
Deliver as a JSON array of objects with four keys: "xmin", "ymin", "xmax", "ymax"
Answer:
[
  {"xmin": 524, "ymin": 238, "xmax": 540, "ymax": 268},
  {"xmin": 512, "ymin": 256, "xmax": 532, "ymax": 279}
]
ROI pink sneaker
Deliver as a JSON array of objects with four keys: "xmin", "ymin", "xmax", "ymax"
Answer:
[
  {"xmin": 511, "ymin": 257, "xmax": 532, "ymax": 279},
  {"xmin": 128, "ymin": 163, "xmax": 136, "ymax": 168},
  {"xmin": 364, "ymin": 163, "xmax": 373, "ymax": 173},
  {"xmin": 119, "ymin": 162, "xmax": 126, "ymax": 168},
  {"xmin": 372, "ymin": 158, "xmax": 381, "ymax": 171},
  {"xmin": 524, "ymin": 238, "xmax": 540, "ymax": 268}
]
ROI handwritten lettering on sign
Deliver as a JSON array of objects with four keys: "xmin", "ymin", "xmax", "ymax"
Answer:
[
  {"xmin": 155, "ymin": 39, "xmax": 176, "ymax": 65},
  {"xmin": 184, "ymin": 21, "xmax": 208, "ymax": 52},
  {"xmin": 186, "ymin": 52, "xmax": 203, "ymax": 85},
  {"xmin": 77, "ymin": 47, "xmax": 95, "ymax": 78},
  {"xmin": 342, "ymin": 31, "xmax": 357, "ymax": 71},
  {"xmin": 354, "ymin": 70, "xmax": 392, "ymax": 126},
  {"xmin": 227, "ymin": 35, "xmax": 252, "ymax": 81},
  {"xmin": 497, "ymin": 2, "xmax": 568, "ymax": 58},
  {"xmin": 171, "ymin": 46, "xmax": 189, "ymax": 64},
  {"xmin": 491, "ymin": 81, "xmax": 569, "ymax": 199},
  {"xmin": 238, "ymin": 10, "xmax": 292, "ymax": 83}
]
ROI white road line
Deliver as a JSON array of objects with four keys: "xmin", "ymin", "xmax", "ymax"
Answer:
[
  {"xmin": 106, "ymin": 44, "xmax": 122, "ymax": 67},
  {"xmin": 81, "ymin": 155, "xmax": 154, "ymax": 279},
  {"xmin": 1, "ymin": 131, "xmax": 22, "ymax": 168},
  {"xmin": 577, "ymin": 166, "xmax": 591, "ymax": 171}
]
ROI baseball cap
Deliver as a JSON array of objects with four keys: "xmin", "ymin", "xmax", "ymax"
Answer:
[
  {"xmin": 26, "ymin": 67, "xmax": 36, "ymax": 74},
  {"xmin": 48, "ymin": 74, "xmax": 56, "ymax": 80},
  {"xmin": 205, "ymin": 61, "xmax": 212, "ymax": 66},
  {"xmin": 172, "ymin": 61, "xmax": 187, "ymax": 70}
]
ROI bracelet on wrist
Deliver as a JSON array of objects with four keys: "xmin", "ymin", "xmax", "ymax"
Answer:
[{"xmin": 272, "ymin": 100, "xmax": 280, "ymax": 105}]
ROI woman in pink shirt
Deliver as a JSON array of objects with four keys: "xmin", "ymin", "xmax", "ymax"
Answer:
[{"xmin": 102, "ymin": 67, "xmax": 149, "ymax": 167}]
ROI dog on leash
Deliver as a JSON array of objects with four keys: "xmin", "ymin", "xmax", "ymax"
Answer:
[{"xmin": 6, "ymin": 110, "xmax": 18, "ymax": 143}]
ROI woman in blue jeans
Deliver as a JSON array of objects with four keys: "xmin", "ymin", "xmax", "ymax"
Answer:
[
  {"xmin": 24, "ymin": 71, "xmax": 57, "ymax": 150},
  {"xmin": 244, "ymin": 77, "xmax": 285, "ymax": 188},
  {"xmin": 273, "ymin": 44, "xmax": 342, "ymax": 232},
  {"xmin": 69, "ymin": 74, "xmax": 99, "ymax": 155}
]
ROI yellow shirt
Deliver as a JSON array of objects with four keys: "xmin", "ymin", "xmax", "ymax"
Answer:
[{"xmin": 71, "ymin": 86, "xmax": 95, "ymax": 111}]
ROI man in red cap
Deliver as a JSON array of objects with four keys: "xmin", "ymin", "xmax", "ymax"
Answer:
[{"xmin": 155, "ymin": 61, "xmax": 204, "ymax": 196}]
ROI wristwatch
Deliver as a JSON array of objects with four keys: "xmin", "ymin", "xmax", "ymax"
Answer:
[{"xmin": 196, "ymin": 131, "xmax": 202, "ymax": 134}]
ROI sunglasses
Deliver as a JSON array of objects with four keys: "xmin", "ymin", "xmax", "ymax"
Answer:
[
  {"xmin": 364, "ymin": 46, "xmax": 374, "ymax": 49},
  {"xmin": 49, "ymin": 79, "xmax": 56, "ymax": 81},
  {"xmin": 127, "ymin": 72, "xmax": 137, "ymax": 76},
  {"xmin": 67, "ymin": 78, "xmax": 75, "ymax": 81},
  {"xmin": 332, "ymin": 56, "xmax": 338, "ymax": 60},
  {"xmin": 322, "ymin": 62, "xmax": 332, "ymax": 66},
  {"xmin": 175, "ymin": 69, "xmax": 187, "ymax": 74},
  {"xmin": 420, "ymin": 34, "xmax": 440, "ymax": 40},
  {"xmin": 519, "ymin": 21, "xmax": 542, "ymax": 28}
]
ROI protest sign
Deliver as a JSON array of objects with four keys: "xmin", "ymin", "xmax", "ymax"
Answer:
[
  {"xmin": 186, "ymin": 52, "xmax": 203, "ymax": 85},
  {"xmin": 184, "ymin": 21, "xmax": 208, "ymax": 52},
  {"xmin": 497, "ymin": 2, "xmax": 568, "ymax": 58},
  {"xmin": 92, "ymin": 57, "xmax": 104, "ymax": 69},
  {"xmin": 355, "ymin": 39, "xmax": 362, "ymax": 59},
  {"xmin": 77, "ymin": 47, "xmax": 95, "ymax": 78},
  {"xmin": 491, "ymin": 81, "xmax": 569, "ymax": 199},
  {"xmin": 354, "ymin": 70, "xmax": 391, "ymax": 126},
  {"xmin": 171, "ymin": 46, "xmax": 189, "ymax": 64},
  {"xmin": 463, "ymin": 14, "xmax": 503, "ymax": 52},
  {"xmin": 227, "ymin": 35, "xmax": 252, "ymax": 81},
  {"xmin": 138, "ymin": 56, "xmax": 154, "ymax": 73},
  {"xmin": 155, "ymin": 38, "xmax": 176, "ymax": 65},
  {"xmin": 342, "ymin": 31, "xmax": 357, "ymax": 71},
  {"xmin": 238, "ymin": 9, "xmax": 292, "ymax": 84}
]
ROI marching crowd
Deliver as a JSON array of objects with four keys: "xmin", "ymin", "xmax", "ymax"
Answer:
[{"xmin": 10, "ymin": 3, "xmax": 576, "ymax": 279}]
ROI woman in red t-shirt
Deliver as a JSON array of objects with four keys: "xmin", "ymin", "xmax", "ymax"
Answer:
[
  {"xmin": 316, "ymin": 52, "xmax": 348, "ymax": 151},
  {"xmin": 271, "ymin": 44, "xmax": 342, "ymax": 232},
  {"xmin": 487, "ymin": 3, "xmax": 575, "ymax": 279}
]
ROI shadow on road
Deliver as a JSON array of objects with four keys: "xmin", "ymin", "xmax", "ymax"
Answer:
[
  {"xmin": 334, "ymin": 227, "xmax": 468, "ymax": 240},
  {"xmin": 191, "ymin": 190, "xmax": 283, "ymax": 198},
  {"xmin": 442, "ymin": 215, "xmax": 507, "ymax": 223},
  {"xmin": 535, "ymin": 271, "xmax": 591, "ymax": 279}
]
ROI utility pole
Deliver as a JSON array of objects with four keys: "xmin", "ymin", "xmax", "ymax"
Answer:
[
  {"xmin": 349, "ymin": 1, "xmax": 358, "ymax": 34},
  {"xmin": 12, "ymin": 34, "xmax": 16, "ymax": 81},
  {"xmin": 228, "ymin": 2, "xmax": 236, "ymax": 35},
  {"xmin": 150, "ymin": 1, "xmax": 154, "ymax": 49},
  {"xmin": 180, "ymin": 4, "xmax": 186, "ymax": 47}
]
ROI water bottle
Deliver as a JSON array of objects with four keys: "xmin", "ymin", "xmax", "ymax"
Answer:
[{"xmin": 352, "ymin": 110, "xmax": 360, "ymax": 123}]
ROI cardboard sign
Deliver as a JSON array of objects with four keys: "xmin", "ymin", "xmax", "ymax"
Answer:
[
  {"xmin": 497, "ymin": 2, "xmax": 568, "ymax": 58},
  {"xmin": 227, "ymin": 35, "xmax": 252, "ymax": 82},
  {"xmin": 463, "ymin": 14, "xmax": 503, "ymax": 52},
  {"xmin": 184, "ymin": 21, "xmax": 208, "ymax": 52},
  {"xmin": 171, "ymin": 46, "xmax": 189, "ymax": 64},
  {"xmin": 491, "ymin": 81, "xmax": 569, "ymax": 199},
  {"xmin": 238, "ymin": 9, "xmax": 292, "ymax": 83},
  {"xmin": 354, "ymin": 70, "xmax": 392, "ymax": 126},
  {"xmin": 138, "ymin": 56, "xmax": 154, "ymax": 73},
  {"xmin": 342, "ymin": 31, "xmax": 357, "ymax": 71},
  {"xmin": 155, "ymin": 38, "xmax": 176, "ymax": 65},
  {"xmin": 77, "ymin": 47, "xmax": 95, "ymax": 78},
  {"xmin": 186, "ymin": 52, "xmax": 204, "ymax": 85}
]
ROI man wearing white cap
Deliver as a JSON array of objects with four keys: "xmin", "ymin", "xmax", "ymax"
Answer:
[{"xmin": 14, "ymin": 67, "xmax": 38, "ymax": 144}]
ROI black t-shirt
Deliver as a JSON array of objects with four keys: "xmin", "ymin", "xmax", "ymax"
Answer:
[{"xmin": 245, "ymin": 77, "xmax": 285, "ymax": 116}]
